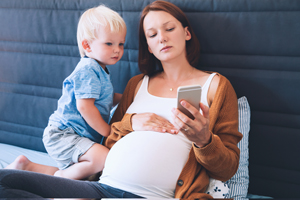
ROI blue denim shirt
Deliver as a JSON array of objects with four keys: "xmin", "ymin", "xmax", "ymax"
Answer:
[{"xmin": 49, "ymin": 57, "xmax": 113, "ymax": 143}]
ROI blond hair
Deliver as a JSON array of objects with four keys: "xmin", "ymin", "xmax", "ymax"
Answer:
[{"xmin": 77, "ymin": 5, "xmax": 126, "ymax": 57}]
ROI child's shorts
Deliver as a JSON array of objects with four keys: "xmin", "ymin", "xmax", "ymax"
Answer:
[{"xmin": 42, "ymin": 124, "xmax": 95, "ymax": 170}]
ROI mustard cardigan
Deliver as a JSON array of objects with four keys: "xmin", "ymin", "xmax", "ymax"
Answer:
[{"xmin": 105, "ymin": 73, "xmax": 242, "ymax": 199}]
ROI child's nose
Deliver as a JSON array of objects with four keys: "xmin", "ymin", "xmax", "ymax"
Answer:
[{"xmin": 114, "ymin": 46, "xmax": 120, "ymax": 53}]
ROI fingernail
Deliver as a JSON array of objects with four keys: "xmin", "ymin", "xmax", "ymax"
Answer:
[{"xmin": 181, "ymin": 101, "xmax": 186, "ymax": 106}]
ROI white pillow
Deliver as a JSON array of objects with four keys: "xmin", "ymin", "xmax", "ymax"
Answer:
[{"xmin": 206, "ymin": 178, "xmax": 230, "ymax": 198}]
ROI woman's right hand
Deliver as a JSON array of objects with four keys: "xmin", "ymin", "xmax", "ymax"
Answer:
[{"xmin": 131, "ymin": 113, "xmax": 178, "ymax": 134}]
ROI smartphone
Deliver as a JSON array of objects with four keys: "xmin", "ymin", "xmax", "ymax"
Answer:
[{"xmin": 177, "ymin": 85, "xmax": 202, "ymax": 119}]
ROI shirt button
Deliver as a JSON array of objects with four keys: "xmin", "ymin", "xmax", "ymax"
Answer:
[{"xmin": 177, "ymin": 179, "xmax": 184, "ymax": 186}]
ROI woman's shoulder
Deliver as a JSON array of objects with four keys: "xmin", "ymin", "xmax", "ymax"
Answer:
[
  {"xmin": 215, "ymin": 72, "xmax": 234, "ymax": 90},
  {"xmin": 128, "ymin": 74, "xmax": 145, "ymax": 86},
  {"xmin": 212, "ymin": 72, "xmax": 237, "ymax": 102},
  {"xmin": 201, "ymin": 71, "xmax": 231, "ymax": 86},
  {"xmin": 201, "ymin": 71, "xmax": 235, "ymax": 104}
]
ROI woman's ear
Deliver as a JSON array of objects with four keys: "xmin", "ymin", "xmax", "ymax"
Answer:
[
  {"xmin": 185, "ymin": 27, "xmax": 192, "ymax": 41},
  {"xmin": 82, "ymin": 40, "xmax": 91, "ymax": 52}
]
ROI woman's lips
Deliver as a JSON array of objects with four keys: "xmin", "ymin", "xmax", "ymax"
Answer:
[{"xmin": 161, "ymin": 46, "xmax": 172, "ymax": 52}]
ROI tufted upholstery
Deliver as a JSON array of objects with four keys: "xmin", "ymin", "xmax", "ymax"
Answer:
[{"xmin": 0, "ymin": 0, "xmax": 299, "ymax": 198}]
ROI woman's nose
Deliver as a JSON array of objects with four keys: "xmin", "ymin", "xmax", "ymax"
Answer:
[{"xmin": 159, "ymin": 32, "xmax": 167, "ymax": 43}]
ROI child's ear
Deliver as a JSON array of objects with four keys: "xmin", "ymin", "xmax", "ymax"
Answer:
[{"xmin": 82, "ymin": 40, "xmax": 91, "ymax": 52}]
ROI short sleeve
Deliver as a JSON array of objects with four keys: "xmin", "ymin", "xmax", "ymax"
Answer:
[{"xmin": 72, "ymin": 67, "xmax": 101, "ymax": 99}]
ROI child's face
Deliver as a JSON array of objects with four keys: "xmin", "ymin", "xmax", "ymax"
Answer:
[{"xmin": 88, "ymin": 25, "xmax": 126, "ymax": 68}]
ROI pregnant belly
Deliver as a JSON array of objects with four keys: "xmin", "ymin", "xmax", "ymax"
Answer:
[{"xmin": 101, "ymin": 131, "xmax": 192, "ymax": 190}]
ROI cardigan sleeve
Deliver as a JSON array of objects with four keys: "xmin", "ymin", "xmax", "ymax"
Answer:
[
  {"xmin": 193, "ymin": 75, "xmax": 243, "ymax": 181},
  {"xmin": 105, "ymin": 113, "xmax": 134, "ymax": 149}
]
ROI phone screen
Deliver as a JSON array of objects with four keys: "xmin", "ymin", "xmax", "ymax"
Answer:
[{"xmin": 177, "ymin": 85, "xmax": 202, "ymax": 119}]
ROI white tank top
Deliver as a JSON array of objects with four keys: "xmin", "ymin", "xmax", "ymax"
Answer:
[{"xmin": 100, "ymin": 73, "xmax": 216, "ymax": 198}]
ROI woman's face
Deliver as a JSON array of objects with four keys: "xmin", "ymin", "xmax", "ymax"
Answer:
[{"xmin": 143, "ymin": 11, "xmax": 191, "ymax": 63}]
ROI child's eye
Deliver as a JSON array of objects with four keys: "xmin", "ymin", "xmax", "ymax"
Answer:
[
  {"xmin": 119, "ymin": 43, "xmax": 124, "ymax": 46},
  {"xmin": 106, "ymin": 43, "xmax": 112, "ymax": 46},
  {"xmin": 167, "ymin": 27, "xmax": 174, "ymax": 31}
]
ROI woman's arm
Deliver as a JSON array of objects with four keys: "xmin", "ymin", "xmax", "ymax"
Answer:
[
  {"xmin": 173, "ymin": 74, "xmax": 242, "ymax": 181},
  {"xmin": 195, "ymin": 76, "xmax": 242, "ymax": 181}
]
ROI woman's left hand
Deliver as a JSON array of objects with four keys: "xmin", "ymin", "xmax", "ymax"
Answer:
[{"xmin": 172, "ymin": 100, "xmax": 212, "ymax": 148}]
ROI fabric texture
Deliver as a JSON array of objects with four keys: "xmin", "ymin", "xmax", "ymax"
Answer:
[{"xmin": 106, "ymin": 72, "xmax": 243, "ymax": 199}]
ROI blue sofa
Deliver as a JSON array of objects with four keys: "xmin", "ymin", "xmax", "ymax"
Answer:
[{"xmin": 0, "ymin": 0, "xmax": 299, "ymax": 199}]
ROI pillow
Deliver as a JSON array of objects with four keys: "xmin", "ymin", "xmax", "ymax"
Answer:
[
  {"xmin": 205, "ymin": 96, "xmax": 250, "ymax": 199},
  {"xmin": 206, "ymin": 177, "xmax": 230, "ymax": 198},
  {"xmin": 226, "ymin": 96, "xmax": 250, "ymax": 199}
]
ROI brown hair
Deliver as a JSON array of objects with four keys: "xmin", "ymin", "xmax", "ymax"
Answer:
[{"xmin": 138, "ymin": 0, "xmax": 200, "ymax": 76}]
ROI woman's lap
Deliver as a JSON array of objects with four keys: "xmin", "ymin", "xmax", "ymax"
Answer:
[{"xmin": 0, "ymin": 169, "xmax": 143, "ymax": 198}]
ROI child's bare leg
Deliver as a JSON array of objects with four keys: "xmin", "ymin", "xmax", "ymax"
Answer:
[
  {"xmin": 54, "ymin": 143, "xmax": 109, "ymax": 180},
  {"xmin": 5, "ymin": 155, "xmax": 58, "ymax": 175}
]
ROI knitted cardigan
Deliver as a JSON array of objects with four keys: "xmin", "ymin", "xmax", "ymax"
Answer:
[{"xmin": 105, "ymin": 73, "xmax": 242, "ymax": 199}]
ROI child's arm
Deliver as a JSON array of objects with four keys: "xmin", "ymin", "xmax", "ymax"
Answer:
[
  {"xmin": 113, "ymin": 93, "xmax": 122, "ymax": 106},
  {"xmin": 76, "ymin": 98, "xmax": 110, "ymax": 137}
]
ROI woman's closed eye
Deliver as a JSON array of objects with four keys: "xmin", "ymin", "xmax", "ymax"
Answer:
[
  {"xmin": 148, "ymin": 28, "xmax": 174, "ymax": 38},
  {"xmin": 149, "ymin": 33, "xmax": 157, "ymax": 38}
]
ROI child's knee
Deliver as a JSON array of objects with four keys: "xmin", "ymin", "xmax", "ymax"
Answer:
[{"xmin": 79, "ymin": 143, "xmax": 108, "ymax": 164}]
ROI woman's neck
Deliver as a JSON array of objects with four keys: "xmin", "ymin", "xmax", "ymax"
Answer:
[{"xmin": 161, "ymin": 60, "xmax": 194, "ymax": 82}]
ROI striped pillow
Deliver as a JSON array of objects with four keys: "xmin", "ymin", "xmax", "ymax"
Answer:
[{"xmin": 226, "ymin": 96, "xmax": 250, "ymax": 199}]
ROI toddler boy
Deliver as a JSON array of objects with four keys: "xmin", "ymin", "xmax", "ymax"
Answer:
[{"xmin": 42, "ymin": 4, "xmax": 126, "ymax": 180}]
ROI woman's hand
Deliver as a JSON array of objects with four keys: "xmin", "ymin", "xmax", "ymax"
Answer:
[
  {"xmin": 131, "ymin": 113, "xmax": 178, "ymax": 134},
  {"xmin": 172, "ymin": 100, "xmax": 212, "ymax": 147}
]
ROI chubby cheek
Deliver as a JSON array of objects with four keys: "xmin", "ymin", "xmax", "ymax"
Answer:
[{"xmin": 118, "ymin": 50, "xmax": 124, "ymax": 60}]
